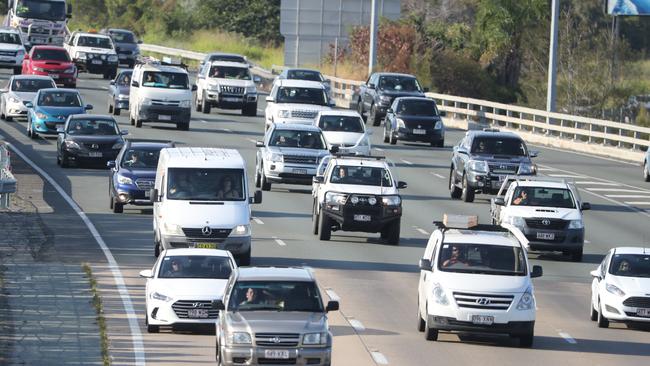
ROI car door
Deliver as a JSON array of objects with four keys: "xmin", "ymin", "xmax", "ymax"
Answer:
[
  {"xmin": 363, "ymin": 74, "xmax": 377, "ymax": 110},
  {"xmin": 419, "ymin": 232, "xmax": 441, "ymax": 315},
  {"xmin": 456, "ymin": 136, "xmax": 472, "ymax": 179},
  {"xmin": 386, "ymin": 99, "xmax": 399, "ymax": 133},
  {"xmin": 265, "ymin": 84, "xmax": 278, "ymax": 124},
  {"xmin": 593, "ymin": 251, "xmax": 612, "ymax": 307}
]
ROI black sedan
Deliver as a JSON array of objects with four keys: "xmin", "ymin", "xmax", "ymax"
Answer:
[
  {"xmin": 383, "ymin": 97, "xmax": 446, "ymax": 147},
  {"xmin": 108, "ymin": 69, "xmax": 132, "ymax": 116},
  {"xmin": 57, "ymin": 115, "xmax": 128, "ymax": 168}
]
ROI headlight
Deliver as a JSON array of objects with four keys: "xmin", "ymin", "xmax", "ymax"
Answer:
[
  {"xmin": 278, "ymin": 110, "xmax": 290, "ymax": 118},
  {"xmin": 33, "ymin": 66, "xmax": 45, "ymax": 72},
  {"xmin": 76, "ymin": 51, "xmax": 86, "ymax": 60},
  {"xmin": 100, "ymin": 55, "xmax": 107, "ymax": 60},
  {"xmin": 506, "ymin": 216, "xmax": 526, "ymax": 229},
  {"xmin": 568, "ymin": 220, "xmax": 584, "ymax": 229},
  {"xmin": 8, "ymin": 96, "xmax": 19, "ymax": 103},
  {"xmin": 432, "ymin": 283, "xmax": 449, "ymax": 305},
  {"xmin": 150, "ymin": 292, "xmax": 173, "ymax": 302},
  {"xmin": 303, "ymin": 332, "xmax": 327, "ymax": 345},
  {"xmin": 35, "ymin": 112, "xmax": 48, "ymax": 120},
  {"xmin": 117, "ymin": 94, "xmax": 129, "ymax": 100},
  {"xmin": 117, "ymin": 175, "xmax": 133, "ymax": 185},
  {"xmin": 108, "ymin": 55, "xmax": 118, "ymax": 62},
  {"xmin": 208, "ymin": 83, "xmax": 220, "ymax": 91},
  {"xmin": 228, "ymin": 332, "xmax": 252, "ymax": 345},
  {"xmin": 379, "ymin": 95, "xmax": 392, "ymax": 104},
  {"xmin": 434, "ymin": 121, "xmax": 442, "ymax": 129},
  {"xmin": 64, "ymin": 66, "xmax": 75, "ymax": 74},
  {"xmin": 162, "ymin": 222, "xmax": 183, "ymax": 236},
  {"xmin": 267, "ymin": 152, "xmax": 283, "ymax": 162},
  {"xmin": 16, "ymin": 50, "xmax": 24, "ymax": 56},
  {"xmin": 518, "ymin": 163, "xmax": 535, "ymax": 175},
  {"xmin": 606, "ymin": 283, "xmax": 625, "ymax": 297},
  {"xmin": 368, "ymin": 197, "xmax": 377, "ymax": 205},
  {"xmin": 397, "ymin": 118, "xmax": 405, "ymax": 129},
  {"xmin": 64, "ymin": 140, "xmax": 81, "ymax": 149},
  {"xmin": 141, "ymin": 98, "xmax": 152, "ymax": 106},
  {"xmin": 381, "ymin": 195, "xmax": 401, "ymax": 206},
  {"xmin": 179, "ymin": 100, "xmax": 191, "ymax": 108},
  {"xmin": 325, "ymin": 192, "xmax": 347, "ymax": 205},
  {"xmin": 516, "ymin": 288, "xmax": 535, "ymax": 310},
  {"xmin": 231, "ymin": 224, "xmax": 250, "ymax": 237},
  {"xmin": 246, "ymin": 86, "xmax": 257, "ymax": 93},
  {"xmin": 467, "ymin": 160, "xmax": 489, "ymax": 173}
]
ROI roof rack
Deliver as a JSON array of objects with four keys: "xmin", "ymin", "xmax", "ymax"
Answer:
[
  {"xmin": 135, "ymin": 56, "xmax": 188, "ymax": 70},
  {"xmin": 503, "ymin": 175, "xmax": 572, "ymax": 185},
  {"xmin": 124, "ymin": 138, "xmax": 175, "ymax": 145},
  {"xmin": 482, "ymin": 128, "xmax": 500, "ymax": 132},
  {"xmin": 330, "ymin": 152, "xmax": 386, "ymax": 161},
  {"xmin": 433, "ymin": 214, "xmax": 509, "ymax": 232}
]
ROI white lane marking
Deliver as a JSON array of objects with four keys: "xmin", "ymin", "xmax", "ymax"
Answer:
[
  {"xmin": 605, "ymin": 195, "xmax": 650, "ymax": 198},
  {"xmin": 585, "ymin": 240, "xmax": 591, "ymax": 244},
  {"xmin": 370, "ymin": 351, "xmax": 389, "ymax": 365},
  {"xmin": 558, "ymin": 331, "xmax": 577, "ymax": 344},
  {"xmin": 200, "ymin": 119, "xmax": 208, "ymax": 124},
  {"xmin": 588, "ymin": 188, "xmax": 650, "ymax": 192},
  {"xmin": 247, "ymin": 138, "xmax": 258, "ymax": 144},
  {"xmin": 624, "ymin": 201, "xmax": 650, "ymax": 205},
  {"xmin": 101, "ymin": 86, "xmax": 108, "ymax": 90},
  {"xmin": 546, "ymin": 173, "xmax": 586, "ymax": 178},
  {"xmin": 219, "ymin": 128, "xmax": 232, "ymax": 133},
  {"xmin": 401, "ymin": 159, "xmax": 413, "ymax": 165},
  {"xmin": 347, "ymin": 317, "xmax": 366, "ymax": 332},
  {"xmin": 110, "ymin": 248, "xmax": 153, "ymax": 252},
  {"xmin": 257, "ymin": 108, "xmax": 264, "ymax": 114},
  {"xmin": 375, "ymin": 147, "xmax": 385, "ymax": 152},
  {"xmin": 575, "ymin": 181, "xmax": 620, "ymax": 186},
  {"xmin": 431, "ymin": 172, "xmax": 445, "ymax": 179},
  {"xmin": 325, "ymin": 289, "xmax": 340, "ymax": 301},
  {"xmin": 412, "ymin": 226, "xmax": 429, "ymax": 235},
  {"xmin": 272, "ymin": 236, "xmax": 286, "ymax": 246},
  {"xmin": 252, "ymin": 217, "xmax": 264, "ymax": 225},
  {"xmin": 8, "ymin": 144, "xmax": 145, "ymax": 365},
  {"xmin": 536, "ymin": 167, "xmax": 557, "ymax": 171}
]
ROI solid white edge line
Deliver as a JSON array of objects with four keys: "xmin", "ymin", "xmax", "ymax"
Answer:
[
  {"xmin": 434, "ymin": 173, "xmax": 445, "ymax": 179},
  {"xmin": 587, "ymin": 188, "xmax": 650, "ymax": 192},
  {"xmin": 416, "ymin": 228, "xmax": 429, "ymax": 235},
  {"xmin": 199, "ymin": 119, "xmax": 208, "ymax": 124},
  {"xmin": 375, "ymin": 147, "xmax": 385, "ymax": 152},
  {"xmin": 252, "ymin": 217, "xmax": 264, "ymax": 225},
  {"xmin": 347, "ymin": 318, "xmax": 366, "ymax": 332},
  {"xmin": 247, "ymin": 138, "xmax": 257, "ymax": 144},
  {"xmin": 8, "ymin": 144, "xmax": 146, "ymax": 366},
  {"xmin": 401, "ymin": 159, "xmax": 413, "ymax": 165},
  {"xmin": 624, "ymin": 201, "xmax": 650, "ymax": 205},
  {"xmin": 324, "ymin": 289, "xmax": 340, "ymax": 301},
  {"xmin": 605, "ymin": 195, "xmax": 650, "ymax": 198},
  {"xmin": 574, "ymin": 181, "xmax": 620, "ymax": 186},
  {"xmin": 370, "ymin": 351, "xmax": 389, "ymax": 365},
  {"xmin": 558, "ymin": 331, "xmax": 577, "ymax": 344}
]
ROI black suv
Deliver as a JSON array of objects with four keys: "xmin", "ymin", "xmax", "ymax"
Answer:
[
  {"xmin": 449, "ymin": 130, "xmax": 537, "ymax": 202},
  {"xmin": 355, "ymin": 73, "xmax": 427, "ymax": 126}
]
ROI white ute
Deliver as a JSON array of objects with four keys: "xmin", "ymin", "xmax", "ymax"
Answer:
[
  {"xmin": 0, "ymin": 27, "xmax": 26, "ymax": 75},
  {"xmin": 417, "ymin": 215, "xmax": 543, "ymax": 347},
  {"xmin": 265, "ymin": 79, "xmax": 333, "ymax": 130}
]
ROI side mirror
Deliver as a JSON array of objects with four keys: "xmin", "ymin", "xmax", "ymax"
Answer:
[
  {"xmin": 367, "ymin": 83, "xmax": 375, "ymax": 89},
  {"xmin": 107, "ymin": 160, "xmax": 116, "ymax": 168},
  {"xmin": 313, "ymin": 176, "xmax": 324, "ymax": 184},
  {"xmin": 530, "ymin": 265, "xmax": 543, "ymax": 278},
  {"xmin": 138, "ymin": 269, "xmax": 153, "ymax": 278},
  {"xmin": 252, "ymin": 190, "xmax": 262, "ymax": 204},
  {"xmin": 456, "ymin": 147, "xmax": 468, "ymax": 155},
  {"xmin": 419, "ymin": 258, "xmax": 432, "ymax": 271},
  {"xmin": 529, "ymin": 150, "xmax": 539, "ymax": 158},
  {"xmin": 493, "ymin": 197, "xmax": 505, "ymax": 206},
  {"xmin": 423, "ymin": 87, "xmax": 430, "ymax": 93},
  {"xmin": 131, "ymin": 81, "xmax": 139, "ymax": 88},
  {"xmin": 120, "ymin": 129, "xmax": 129, "ymax": 135},
  {"xmin": 265, "ymin": 96, "xmax": 274, "ymax": 103},
  {"xmin": 397, "ymin": 181, "xmax": 407, "ymax": 189},
  {"xmin": 24, "ymin": 101, "xmax": 33, "ymax": 108},
  {"xmin": 590, "ymin": 269, "xmax": 601, "ymax": 280},
  {"xmin": 253, "ymin": 76, "xmax": 262, "ymax": 83},
  {"xmin": 23, "ymin": 53, "xmax": 30, "ymax": 60},
  {"xmin": 325, "ymin": 300, "xmax": 339, "ymax": 312},
  {"xmin": 56, "ymin": 126, "xmax": 65, "ymax": 134},
  {"xmin": 255, "ymin": 141, "xmax": 264, "ymax": 148},
  {"xmin": 581, "ymin": 202, "xmax": 591, "ymax": 211},
  {"xmin": 150, "ymin": 188, "xmax": 159, "ymax": 203},
  {"xmin": 191, "ymin": 85, "xmax": 197, "ymax": 91},
  {"xmin": 439, "ymin": 111, "xmax": 447, "ymax": 117},
  {"xmin": 197, "ymin": 74, "xmax": 205, "ymax": 80},
  {"xmin": 329, "ymin": 146, "xmax": 339, "ymax": 154},
  {"xmin": 329, "ymin": 100, "xmax": 336, "ymax": 107},
  {"xmin": 212, "ymin": 299, "xmax": 225, "ymax": 310},
  {"xmin": 386, "ymin": 108, "xmax": 393, "ymax": 114},
  {"xmin": 109, "ymin": 80, "xmax": 115, "ymax": 85},
  {"xmin": 0, "ymin": 88, "xmax": 8, "ymax": 94},
  {"xmin": 85, "ymin": 104, "xmax": 93, "ymax": 110}
]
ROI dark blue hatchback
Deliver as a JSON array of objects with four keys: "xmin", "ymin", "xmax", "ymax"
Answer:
[{"xmin": 108, "ymin": 139, "xmax": 174, "ymax": 213}]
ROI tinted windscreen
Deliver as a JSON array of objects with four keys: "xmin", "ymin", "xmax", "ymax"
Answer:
[
  {"xmin": 269, "ymin": 130, "xmax": 326, "ymax": 150},
  {"xmin": 471, "ymin": 137, "xmax": 527, "ymax": 156},
  {"xmin": 38, "ymin": 91, "xmax": 81, "ymax": 107},
  {"xmin": 609, "ymin": 254, "xmax": 650, "ymax": 277},
  {"xmin": 16, "ymin": 0, "xmax": 66, "ymax": 21},
  {"xmin": 510, "ymin": 187, "xmax": 575, "ymax": 208},
  {"xmin": 32, "ymin": 49, "xmax": 70, "ymax": 62},
  {"xmin": 228, "ymin": 281, "xmax": 324, "ymax": 312},
  {"xmin": 142, "ymin": 71, "xmax": 189, "ymax": 89},
  {"xmin": 12, "ymin": 78, "xmax": 55, "ymax": 92},
  {"xmin": 330, "ymin": 165, "xmax": 392, "ymax": 187},
  {"xmin": 158, "ymin": 255, "xmax": 233, "ymax": 279},
  {"xmin": 120, "ymin": 148, "xmax": 161, "ymax": 169},
  {"xmin": 0, "ymin": 32, "xmax": 21, "ymax": 45},
  {"xmin": 277, "ymin": 87, "xmax": 327, "ymax": 105},
  {"xmin": 208, "ymin": 66, "xmax": 250, "ymax": 80},
  {"xmin": 167, "ymin": 168, "xmax": 245, "ymax": 201},
  {"xmin": 377, "ymin": 76, "xmax": 421, "ymax": 92},
  {"xmin": 287, "ymin": 70, "xmax": 323, "ymax": 82},
  {"xmin": 208, "ymin": 55, "xmax": 246, "ymax": 63},
  {"xmin": 398, "ymin": 100, "xmax": 439, "ymax": 116},
  {"xmin": 319, "ymin": 116, "xmax": 364, "ymax": 133},
  {"xmin": 67, "ymin": 119, "xmax": 118, "ymax": 135},
  {"xmin": 438, "ymin": 243, "xmax": 527, "ymax": 275},
  {"xmin": 77, "ymin": 36, "xmax": 113, "ymax": 49},
  {"xmin": 110, "ymin": 31, "xmax": 135, "ymax": 43}
]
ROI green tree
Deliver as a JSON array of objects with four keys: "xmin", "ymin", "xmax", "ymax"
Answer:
[{"xmin": 194, "ymin": 0, "xmax": 281, "ymax": 44}]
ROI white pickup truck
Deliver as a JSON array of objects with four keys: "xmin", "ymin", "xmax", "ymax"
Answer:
[
  {"xmin": 64, "ymin": 31, "xmax": 118, "ymax": 79},
  {"xmin": 489, "ymin": 176, "xmax": 590, "ymax": 262}
]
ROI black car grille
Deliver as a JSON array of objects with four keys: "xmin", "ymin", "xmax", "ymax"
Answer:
[
  {"xmin": 623, "ymin": 297, "xmax": 650, "ymax": 308},
  {"xmin": 117, "ymin": 50, "xmax": 133, "ymax": 55},
  {"xmin": 258, "ymin": 359, "xmax": 296, "ymax": 365},
  {"xmin": 219, "ymin": 85, "xmax": 245, "ymax": 95},
  {"xmin": 151, "ymin": 100, "xmax": 180, "ymax": 106},
  {"xmin": 488, "ymin": 163, "xmax": 519, "ymax": 174},
  {"xmin": 45, "ymin": 122, "xmax": 58, "ymax": 129},
  {"xmin": 182, "ymin": 227, "xmax": 231, "ymax": 239},
  {"xmin": 291, "ymin": 110, "xmax": 318, "ymax": 119},
  {"xmin": 283, "ymin": 155, "xmax": 317, "ymax": 165},
  {"xmin": 81, "ymin": 142, "xmax": 114, "ymax": 150},
  {"xmin": 0, "ymin": 50, "xmax": 16, "ymax": 57},
  {"xmin": 171, "ymin": 300, "xmax": 219, "ymax": 319},
  {"xmin": 404, "ymin": 121, "xmax": 433, "ymax": 129},
  {"xmin": 255, "ymin": 333, "xmax": 300, "ymax": 347},
  {"xmin": 135, "ymin": 179, "xmax": 154, "ymax": 190},
  {"xmin": 453, "ymin": 292, "xmax": 514, "ymax": 310},
  {"xmin": 525, "ymin": 218, "xmax": 567, "ymax": 230}
]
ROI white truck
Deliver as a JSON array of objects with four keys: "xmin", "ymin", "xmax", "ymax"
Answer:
[
  {"xmin": 4, "ymin": 0, "xmax": 71, "ymax": 47},
  {"xmin": 489, "ymin": 176, "xmax": 591, "ymax": 262}
]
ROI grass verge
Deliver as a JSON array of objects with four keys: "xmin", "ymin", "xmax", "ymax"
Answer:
[{"xmin": 82, "ymin": 263, "xmax": 110, "ymax": 366}]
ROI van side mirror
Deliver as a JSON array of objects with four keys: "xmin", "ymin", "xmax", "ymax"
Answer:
[
  {"xmin": 107, "ymin": 160, "xmax": 116, "ymax": 169},
  {"xmin": 397, "ymin": 181, "xmax": 407, "ymax": 189},
  {"xmin": 265, "ymin": 96, "xmax": 274, "ymax": 103},
  {"xmin": 439, "ymin": 111, "xmax": 447, "ymax": 117},
  {"xmin": 56, "ymin": 126, "xmax": 65, "ymax": 134},
  {"xmin": 138, "ymin": 269, "xmax": 153, "ymax": 278},
  {"xmin": 23, "ymin": 53, "xmax": 30, "ymax": 60},
  {"xmin": 212, "ymin": 299, "xmax": 225, "ymax": 310},
  {"xmin": 386, "ymin": 108, "xmax": 393, "ymax": 114},
  {"xmin": 423, "ymin": 87, "xmax": 430, "ymax": 93},
  {"xmin": 530, "ymin": 265, "xmax": 543, "ymax": 278},
  {"xmin": 313, "ymin": 176, "xmax": 324, "ymax": 184},
  {"xmin": 325, "ymin": 300, "xmax": 339, "ymax": 312},
  {"xmin": 590, "ymin": 269, "xmax": 601, "ymax": 280},
  {"xmin": 329, "ymin": 146, "xmax": 339, "ymax": 154},
  {"xmin": 529, "ymin": 150, "xmax": 539, "ymax": 158},
  {"xmin": 367, "ymin": 83, "xmax": 375, "ymax": 89},
  {"xmin": 110, "ymin": 80, "xmax": 115, "ymax": 85},
  {"xmin": 419, "ymin": 258, "xmax": 432, "ymax": 271},
  {"xmin": 191, "ymin": 85, "xmax": 197, "ymax": 91},
  {"xmin": 131, "ymin": 81, "xmax": 139, "ymax": 88},
  {"xmin": 85, "ymin": 104, "xmax": 93, "ymax": 110},
  {"xmin": 581, "ymin": 202, "xmax": 591, "ymax": 211},
  {"xmin": 24, "ymin": 101, "xmax": 33, "ymax": 108},
  {"xmin": 493, "ymin": 197, "xmax": 505, "ymax": 206},
  {"xmin": 250, "ymin": 190, "xmax": 262, "ymax": 204},
  {"xmin": 253, "ymin": 76, "xmax": 262, "ymax": 83},
  {"xmin": 150, "ymin": 188, "xmax": 159, "ymax": 202},
  {"xmin": 138, "ymin": 40, "xmax": 143, "ymax": 44},
  {"xmin": 255, "ymin": 141, "xmax": 264, "ymax": 148}
]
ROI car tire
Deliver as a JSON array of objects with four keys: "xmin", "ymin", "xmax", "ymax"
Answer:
[
  {"xmin": 519, "ymin": 331, "xmax": 534, "ymax": 348},
  {"xmin": 13, "ymin": 66, "xmax": 21, "ymax": 75},
  {"xmin": 60, "ymin": 152, "xmax": 70, "ymax": 168},
  {"xmin": 135, "ymin": 118, "xmax": 142, "ymax": 128},
  {"xmin": 318, "ymin": 212, "xmax": 331, "ymax": 241},
  {"xmin": 370, "ymin": 104, "xmax": 380, "ymax": 126},
  {"xmin": 64, "ymin": 83, "xmax": 76, "ymax": 88},
  {"xmin": 437, "ymin": 139, "xmax": 445, "ymax": 148},
  {"xmin": 417, "ymin": 307, "xmax": 426, "ymax": 332},
  {"xmin": 195, "ymin": 92, "xmax": 202, "ymax": 112},
  {"xmin": 449, "ymin": 169, "xmax": 462, "ymax": 199},
  {"xmin": 238, "ymin": 249, "xmax": 251, "ymax": 266},
  {"xmin": 383, "ymin": 124, "xmax": 389, "ymax": 143},
  {"xmin": 176, "ymin": 122, "xmax": 189, "ymax": 131},
  {"xmin": 114, "ymin": 107, "xmax": 120, "ymax": 116},
  {"xmin": 644, "ymin": 162, "xmax": 650, "ymax": 182},
  {"xmin": 357, "ymin": 98, "xmax": 367, "ymax": 122},
  {"xmin": 261, "ymin": 168, "xmax": 271, "ymax": 191},
  {"xmin": 424, "ymin": 313, "xmax": 438, "ymax": 341},
  {"xmin": 389, "ymin": 129, "xmax": 397, "ymax": 145},
  {"xmin": 154, "ymin": 237, "xmax": 161, "ymax": 258},
  {"xmin": 202, "ymin": 95, "xmax": 211, "ymax": 114},
  {"xmin": 108, "ymin": 102, "xmax": 114, "ymax": 114},
  {"xmin": 461, "ymin": 174, "xmax": 475, "ymax": 203},
  {"xmin": 130, "ymin": 116, "xmax": 135, "ymax": 126},
  {"xmin": 571, "ymin": 248, "xmax": 583, "ymax": 262},
  {"xmin": 590, "ymin": 298, "xmax": 598, "ymax": 321},
  {"xmin": 254, "ymin": 164, "xmax": 262, "ymax": 188},
  {"xmin": 109, "ymin": 194, "xmax": 114, "ymax": 209},
  {"xmin": 112, "ymin": 200, "xmax": 124, "ymax": 214},
  {"xmin": 242, "ymin": 104, "xmax": 257, "ymax": 117},
  {"xmin": 384, "ymin": 220, "xmax": 400, "ymax": 245},
  {"xmin": 5, "ymin": 115, "xmax": 12, "ymax": 122},
  {"xmin": 312, "ymin": 202, "xmax": 319, "ymax": 235},
  {"xmin": 597, "ymin": 299, "xmax": 609, "ymax": 328}
]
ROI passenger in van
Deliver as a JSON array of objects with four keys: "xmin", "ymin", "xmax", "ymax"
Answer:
[
  {"xmin": 442, "ymin": 246, "xmax": 468, "ymax": 267},
  {"xmin": 168, "ymin": 173, "xmax": 192, "ymax": 198},
  {"xmin": 217, "ymin": 176, "xmax": 240, "ymax": 199}
]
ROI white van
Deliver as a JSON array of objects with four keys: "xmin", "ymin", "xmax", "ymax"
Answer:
[
  {"xmin": 151, "ymin": 148, "xmax": 262, "ymax": 265},
  {"xmin": 130, "ymin": 58, "xmax": 196, "ymax": 131}
]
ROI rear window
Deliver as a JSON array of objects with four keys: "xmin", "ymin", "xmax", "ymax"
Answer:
[
  {"xmin": 77, "ymin": 36, "xmax": 113, "ymax": 49},
  {"xmin": 110, "ymin": 31, "xmax": 136, "ymax": 43}
]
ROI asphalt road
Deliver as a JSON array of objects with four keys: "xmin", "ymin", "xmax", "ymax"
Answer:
[{"xmin": 1, "ymin": 70, "xmax": 650, "ymax": 365}]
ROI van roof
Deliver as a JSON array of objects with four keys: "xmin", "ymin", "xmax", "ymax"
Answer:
[
  {"xmin": 161, "ymin": 147, "xmax": 245, "ymax": 169},
  {"xmin": 135, "ymin": 62, "xmax": 188, "ymax": 74}
]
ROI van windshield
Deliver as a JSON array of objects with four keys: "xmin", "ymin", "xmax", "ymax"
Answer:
[
  {"xmin": 167, "ymin": 168, "xmax": 245, "ymax": 201},
  {"xmin": 438, "ymin": 243, "xmax": 527, "ymax": 276},
  {"xmin": 142, "ymin": 71, "xmax": 189, "ymax": 89}
]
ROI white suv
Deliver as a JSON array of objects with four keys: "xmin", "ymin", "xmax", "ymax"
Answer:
[
  {"xmin": 0, "ymin": 27, "xmax": 26, "ymax": 75},
  {"xmin": 265, "ymin": 79, "xmax": 333, "ymax": 130},
  {"xmin": 64, "ymin": 32, "xmax": 118, "ymax": 79},
  {"xmin": 195, "ymin": 60, "xmax": 258, "ymax": 116},
  {"xmin": 417, "ymin": 215, "xmax": 543, "ymax": 347}
]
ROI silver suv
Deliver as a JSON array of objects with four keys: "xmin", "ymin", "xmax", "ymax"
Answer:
[{"xmin": 213, "ymin": 267, "xmax": 338, "ymax": 366}]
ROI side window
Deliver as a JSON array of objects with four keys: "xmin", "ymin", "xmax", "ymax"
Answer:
[
  {"xmin": 462, "ymin": 137, "xmax": 472, "ymax": 150},
  {"xmin": 601, "ymin": 252, "xmax": 611, "ymax": 277}
]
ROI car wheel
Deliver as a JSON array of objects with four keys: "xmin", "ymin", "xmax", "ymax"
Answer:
[
  {"xmin": 312, "ymin": 202, "xmax": 319, "ymax": 235},
  {"xmin": 597, "ymin": 299, "xmax": 609, "ymax": 328},
  {"xmin": 519, "ymin": 331, "xmax": 534, "ymax": 348},
  {"xmin": 112, "ymin": 200, "xmax": 124, "ymax": 214},
  {"xmin": 238, "ymin": 249, "xmax": 251, "ymax": 266},
  {"xmin": 202, "ymin": 94, "xmax": 211, "ymax": 114},
  {"xmin": 60, "ymin": 152, "xmax": 70, "ymax": 168},
  {"xmin": 154, "ymin": 237, "xmax": 161, "ymax": 258},
  {"xmin": 318, "ymin": 212, "xmax": 331, "ymax": 241},
  {"xmin": 135, "ymin": 118, "xmax": 142, "ymax": 128},
  {"xmin": 109, "ymin": 194, "xmax": 114, "ymax": 209},
  {"xmin": 449, "ymin": 169, "xmax": 462, "ymax": 199},
  {"xmin": 461, "ymin": 174, "xmax": 475, "ymax": 203},
  {"xmin": 590, "ymin": 296, "xmax": 598, "ymax": 321},
  {"xmin": 242, "ymin": 104, "xmax": 257, "ymax": 116},
  {"xmin": 254, "ymin": 163, "xmax": 261, "ymax": 188},
  {"xmin": 5, "ymin": 115, "xmax": 12, "ymax": 122},
  {"xmin": 383, "ymin": 124, "xmax": 389, "ymax": 143},
  {"xmin": 424, "ymin": 312, "xmax": 438, "ymax": 341},
  {"xmin": 113, "ymin": 107, "xmax": 120, "ymax": 116},
  {"xmin": 571, "ymin": 248, "xmax": 583, "ymax": 262},
  {"xmin": 195, "ymin": 92, "xmax": 202, "ymax": 112},
  {"xmin": 370, "ymin": 104, "xmax": 380, "ymax": 126},
  {"xmin": 176, "ymin": 122, "xmax": 189, "ymax": 131},
  {"xmin": 130, "ymin": 116, "xmax": 135, "ymax": 126},
  {"xmin": 644, "ymin": 162, "xmax": 650, "ymax": 182},
  {"xmin": 417, "ymin": 307, "xmax": 425, "ymax": 332},
  {"xmin": 389, "ymin": 129, "xmax": 397, "ymax": 145},
  {"xmin": 108, "ymin": 101, "xmax": 114, "ymax": 114},
  {"xmin": 384, "ymin": 220, "xmax": 400, "ymax": 245},
  {"xmin": 261, "ymin": 167, "xmax": 271, "ymax": 191},
  {"xmin": 357, "ymin": 98, "xmax": 366, "ymax": 122}
]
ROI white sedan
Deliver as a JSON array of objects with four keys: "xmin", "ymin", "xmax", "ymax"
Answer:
[
  {"xmin": 139, "ymin": 248, "xmax": 236, "ymax": 333},
  {"xmin": 590, "ymin": 247, "xmax": 650, "ymax": 328},
  {"xmin": 314, "ymin": 110, "xmax": 371, "ymax": 155},
  {"xmin": 1, "ymin": 75, "xmax": 56, "ymax": 121}
]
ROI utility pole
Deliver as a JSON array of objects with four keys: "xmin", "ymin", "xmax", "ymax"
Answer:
[
  {"xmin": 368, "ymin": 0, "xmax": 378, "ymax": 76},
  {"xmin": 546, "ymin": 0, "xmax": 560, "ymax": 113}
]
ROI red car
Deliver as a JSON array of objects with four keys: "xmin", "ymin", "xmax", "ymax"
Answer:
[{"xmin": 22, "ymin": 46, "xmax": 77, "ymax": 88}]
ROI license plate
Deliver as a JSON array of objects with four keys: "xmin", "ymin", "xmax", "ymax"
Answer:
[
  {"xmin": 187, "ymin": 309, "xmax": 209, "ymax": 318},
  {"xmin": 91, "ymin": 59, "xmax": 102, "ymax": 65},
  {"xmin": 118, "ymin": 54, "xmax": 127, "ymax": 59},
  {"xmin": 88, "ymin": 152, "xmax": 102, "ymax": 157},
  {"xmin": 292, "ymin": 168, "xmax": 307, "ymax": 175},
  {"xmin": 412, "ymin": 128, "xmax": 426, "ymax": 135},
  {"xmin": 471, "ymin": 315, "xmax": 494, "ymax": 325},
  {"xmin": 0, "ymin": 56, "xmax": 13, "ymax": 61},
  {"xmin": 536, "ymin": 232, "xmax": 555, "ymax": 240},
  {"xmin": 194, "ymin": 243, "xmax": 217, "ymax": 249},
  {"xmin": 48, "ymin": 73, "xmax": 59, "ymax": 79},
  {"xmin": 222, "ymin": 97, "xmax": 242, "ymax": 102},
  {"xmin": 31, "ymin": 37, "xmax": 47, "ymax": 44},
  {"xmin": 353, "ymin": 214, "xmax": 371, "ymax": 222},
  {"xmin": 264, "ymin": 350, "xmax": 290, "ymax": 359},
  {"xmin": 159, "ymin": 115, "xmax": 171, "ymax": 121},
  {"xmin": 637, "ymin": 308, "xmax": 650, "ymax": 317}
]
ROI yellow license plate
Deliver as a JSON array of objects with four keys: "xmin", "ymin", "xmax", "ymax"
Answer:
[{"xmin": 195, "ymin": 243, "xmax": 217, "ymax": 249}]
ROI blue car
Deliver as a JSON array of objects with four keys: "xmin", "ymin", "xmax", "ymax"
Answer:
[
  {"xmin": 25, "ymin": 88, "xmax": 93, "ymax": 138},
  {"xmin": 107, "ymin": 139, "xmax": 174, "ymax": 213}
]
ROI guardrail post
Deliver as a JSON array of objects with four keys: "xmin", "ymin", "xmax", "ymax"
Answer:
[
  {"xmin": 506, "ymin": 110, "xmax": 512, "ymax": 129},
  {"xmin": 454, "ymin": 101, "xmax": 459, "ymax": 120},
  {"xmin": 633, "ymin": 131, "xmax": 639, "ymax": 150},
  {"xmin": 603, "ymin": 126, "xmax": 608, "ymax": 146},
  {"xmin": 0, "ymin": 193, "xmax": 9, "ymax": 209},
  {"xmin": 618, "ymin": 128, "xmax": 623, "ymax": 148},
  {"xmin": 559, "ymin": 119, "xmax": 564, "ymax": 139}
]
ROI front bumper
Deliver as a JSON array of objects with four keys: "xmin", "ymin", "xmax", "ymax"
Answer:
[
  {"xmin": 466, "ymin": 171, "xmax": 536, "ymax": 194},
  {"xmin": 5, "ymin": 100, "xmax": 28, "ymax": 118},
  {"xmin": 524, "ymin": 227, "xmax": 584, "ymax": 252},
  {"xmin": 160, "ymin": 233, "xmax": 251, "ymax": 256},
  {"xmin": 264, "ymin": 161, "xmax": 319, "ymax": 185},
  {"xmin": 139, "ymin": 105, "xmax": 191, "ymax": 124},
  {"xmin": 75, "ymin": 58, "xmax": 118, "ymax": 74},
  {"xmin": 206, "ymin": 91, "xmax": 258, "ymax": 109},
  {"xmin": 429, "ymin": 315, "xmax": 534, "ymax": 336},
  {"xmin": 63, "ymin": 147, "xmax": 120, "ymax": 163},
  {"xmin": 112, "ymin": 180, "xmax": 154, "ymax": 206},
  {"xmin": 222, "ymin": 345, "xmax": 331, "ymax": 366},
  {"xmin": 147, "ymin": 298, "xmax": 219, "ymax": 326},
  {"xmin": 323, "ymin": 204, "xmax": 401, "ymax": 232},
  {"xmin": 600, "ymin": 294, "xmax": 650, "ymax": 323},
  {"xmin": 32, "ymin": 119, "xmax": 64, "ymax": 135},
  {"xmin": 396, "ymin": 127, "xmax": 443, "ymax": 142}
]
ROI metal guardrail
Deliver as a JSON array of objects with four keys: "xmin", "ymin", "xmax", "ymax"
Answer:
[{"xmin": 0, "ymin": 140, "xmax": 17, "ymax": 209}]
